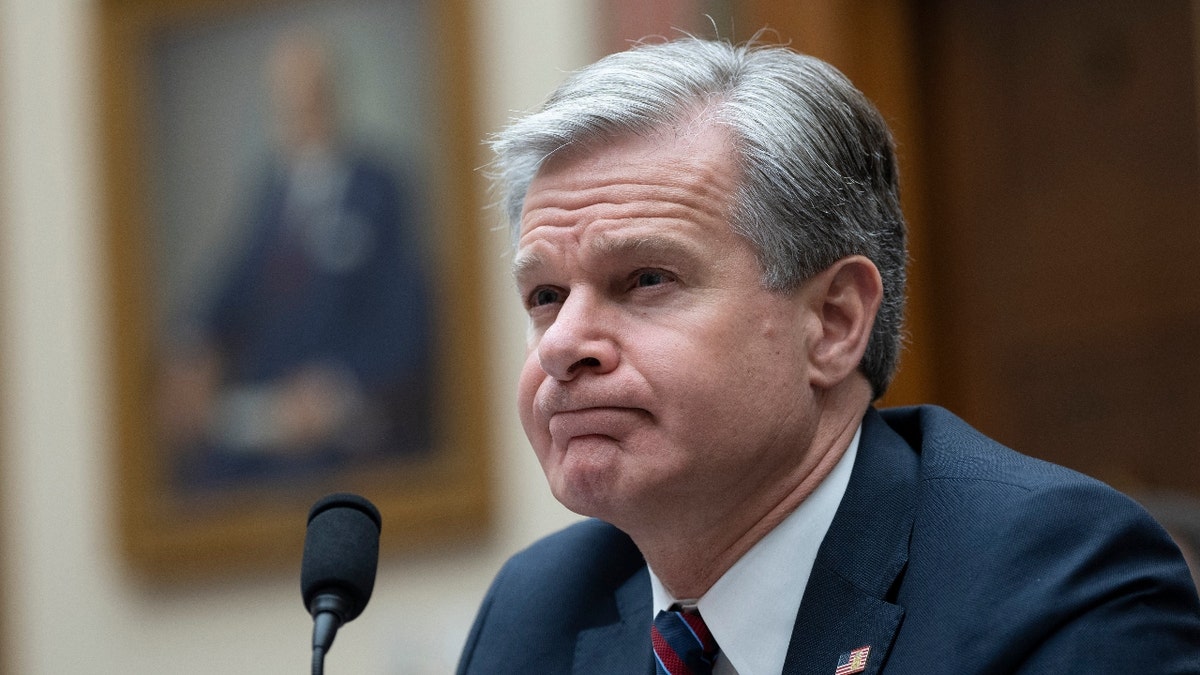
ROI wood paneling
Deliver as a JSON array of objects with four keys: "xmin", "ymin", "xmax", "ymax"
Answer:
[{"xmin": 916, "ymin": 0, "xmax": 1200, "ymax": 493}]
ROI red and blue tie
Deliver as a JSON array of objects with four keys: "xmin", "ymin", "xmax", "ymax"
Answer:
[{"xmin": 651, "ymin": 607, "xmax": 721, "ymax": 675}]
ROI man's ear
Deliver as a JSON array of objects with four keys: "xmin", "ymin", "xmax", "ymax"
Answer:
[{"xmin": 802, "ymin": 255, "xmax": 884, "ymax": 390}]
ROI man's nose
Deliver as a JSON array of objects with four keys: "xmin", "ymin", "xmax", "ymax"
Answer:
[{"xmin": 535, "ymin": 292, "xmax": 619, "ymax": 381}]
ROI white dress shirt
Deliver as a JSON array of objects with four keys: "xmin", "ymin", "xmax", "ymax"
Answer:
[{"xmin": 649, "ymin": 425, "xmax": 861, "ymax": 675}]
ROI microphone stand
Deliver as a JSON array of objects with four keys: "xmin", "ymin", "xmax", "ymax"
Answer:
[{"xmin": 310, "ymin": 594, "xmax": 350, "ymax": 675}]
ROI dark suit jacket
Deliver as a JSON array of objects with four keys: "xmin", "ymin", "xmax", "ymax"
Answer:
[{"xmin": 457, "ymin": 406, "xmax": 1200, "ymax": 673}]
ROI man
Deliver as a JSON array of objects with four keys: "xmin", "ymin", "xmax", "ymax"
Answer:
[{"xmin": 458, "ymin": 37, "xmax": 1200, "ymax": 674}]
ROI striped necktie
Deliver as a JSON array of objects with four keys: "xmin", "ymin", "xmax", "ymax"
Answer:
[{"xmin": 651, "ymin": 606, "xmax": 720, "ymax": 675}]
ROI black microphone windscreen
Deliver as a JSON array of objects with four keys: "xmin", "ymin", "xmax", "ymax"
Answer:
[{"xmin": 301, "ymin": 493, "xmax": 382, "ymax": 622}]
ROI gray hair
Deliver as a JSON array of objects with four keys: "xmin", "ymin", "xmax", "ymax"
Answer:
[{"xmin": 490, "ymin": 37, "xmax": 907, "ymax": 398}]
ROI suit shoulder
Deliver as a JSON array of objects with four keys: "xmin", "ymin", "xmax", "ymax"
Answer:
[
  {"xmin": 493, "ymin": 519, "xmax": 644, "ymax": 604},
  {"xmin": 459, "ymin": 520, "xmax": 649, "ymax": 673},
  {"xmin": 880, "ymin": 405, "xmax": 1175, "ymax": 561},
  {"xmin": 881, "ymin": 404, "xmax": 1115, "ymax": 493},
  {"xmin": 879, "ymin": 408, "xmax": 1200, "ymax": 670},
  {"xmin": 511, "ymin": 518, "xmax": 637, "ymax": 565}
]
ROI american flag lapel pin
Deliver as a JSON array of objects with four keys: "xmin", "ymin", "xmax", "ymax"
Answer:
[{"xmin": 834, "ymin": 645, "xmax": 871, "ymax": 675}]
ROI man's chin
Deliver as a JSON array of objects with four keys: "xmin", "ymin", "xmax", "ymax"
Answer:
[{"xmin": 548, "ymin": 453, "xmax": 628, "ymax": 518}]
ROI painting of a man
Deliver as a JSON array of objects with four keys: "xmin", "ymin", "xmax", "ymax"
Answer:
[{"xmin": 158, "ymin": 29, "xmax": 434, "ymax": 489}]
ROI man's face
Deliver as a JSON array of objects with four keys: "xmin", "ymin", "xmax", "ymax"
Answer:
[{"xmin": 514, "ymin": 125, "xmax": 821, "ymax": 534}]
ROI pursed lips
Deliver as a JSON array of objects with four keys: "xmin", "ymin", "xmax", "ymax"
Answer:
[{"xmin": 546, "ymin": 406, "xmax": 649, "ymax": 445}]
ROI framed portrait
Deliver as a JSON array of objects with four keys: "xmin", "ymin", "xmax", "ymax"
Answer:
[{"xmin": 99, "ymin": 0, "xmax": 489, "ymax": 580}]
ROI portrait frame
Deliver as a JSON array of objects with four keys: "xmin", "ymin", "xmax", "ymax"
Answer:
[{"xmin": 99, "ymin": 0, "xmax": 490, "ymax": 581}]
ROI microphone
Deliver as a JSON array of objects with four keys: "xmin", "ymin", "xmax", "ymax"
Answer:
[{"xmin": 301, "ymin": 493, "xmax": 382, "ymax": 675}]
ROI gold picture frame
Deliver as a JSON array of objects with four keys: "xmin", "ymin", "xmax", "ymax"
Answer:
[{"xmin": 99, "ymin": 0, "xmax": 489, "ymax": 581}]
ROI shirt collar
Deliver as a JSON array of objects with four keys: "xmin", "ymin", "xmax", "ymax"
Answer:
[{"xmin": 649, "ymin": 424, "xmax": 861, "ymax": 675}]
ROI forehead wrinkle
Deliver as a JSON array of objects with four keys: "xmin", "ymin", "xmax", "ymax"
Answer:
[
  {"xmin": 525, "ymin": 180, "xmax": 721, "ymax": 216},
  {"xmin": 520, "ymin": 181, "xmax": 730, "ymax": 242},
  {"xmin": 607, "ymin": 162, "xmax": 735, "ymax": 217},
  {"xmin": 524, "ymin": 148, "xmax": 736, "ymax": 216},
  {"xmin": 588, "ymin": 230, "xmax": 705, "ymax": 262},
  {"xmin": 517, "ymin": 181, "xmax": 728, "ymax": 262}
]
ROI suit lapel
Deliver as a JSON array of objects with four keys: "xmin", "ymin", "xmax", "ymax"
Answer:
[
  {"xmin": 573, "ymin": 563, "xmax": 654, "ymax": 674},
  {"xmin": 784, "ymin": 408, "xmax": 919, "ymax": 675}
]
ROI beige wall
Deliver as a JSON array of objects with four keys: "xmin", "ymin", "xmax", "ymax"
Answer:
[{"xmin": 0, "ymin": 0, "xmax": 595, "ymax": 672}]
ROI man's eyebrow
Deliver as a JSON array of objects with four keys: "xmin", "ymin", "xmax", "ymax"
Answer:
[
  {"xmin": 511, "ymin": 233, "xmax": 703, "ymax": 284},
  {"xmin": 511, "ymin": 251, "xmax": 545, "ymax": 284}
]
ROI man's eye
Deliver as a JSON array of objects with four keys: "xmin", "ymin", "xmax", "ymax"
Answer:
[
  {"xmin": 633, "ymin": 270, "xmax": 674, "ymax": 288},
  {"xmin": 529, "ymin": 287, "xmax": 563, "ymax": 307}
]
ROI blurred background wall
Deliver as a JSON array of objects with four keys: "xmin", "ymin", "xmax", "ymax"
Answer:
[
  {"xmin": 1, "ymin": 1, "xmax": 597, "ymax": 672},
  {"xmin": 2, "ymin": 0, "xmax": 1198, "ymax": 673}
]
